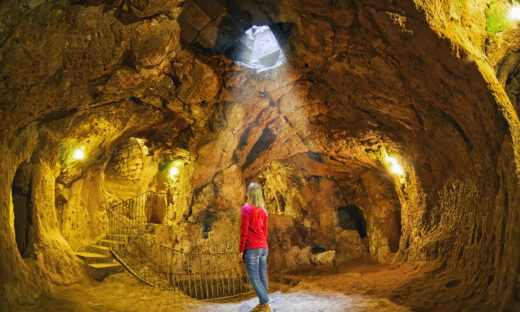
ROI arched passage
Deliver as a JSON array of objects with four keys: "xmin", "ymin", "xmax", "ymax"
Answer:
[
  {"xmin": 11, "ymin": 164, "xmax": 34, "ymax": 258},
  {"xmin": 338, "ymin": 205, "xmax": 367, "ymax": 238},
  {"xmin": 357, "ymin": 169, "xmax": 403, "ymax": 260}
]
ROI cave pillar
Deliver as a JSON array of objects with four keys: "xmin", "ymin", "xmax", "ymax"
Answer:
[{"xmin": 30, "ymin": 160, "xmax": 85, "ymax": 285}]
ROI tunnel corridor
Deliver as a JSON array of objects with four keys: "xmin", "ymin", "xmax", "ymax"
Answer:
[{"xmin": 1, "ymin": 0, "xmax": 520, "ymax": 311}]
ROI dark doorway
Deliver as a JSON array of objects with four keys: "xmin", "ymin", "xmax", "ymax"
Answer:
[
  {"xmin": 338, "ymin": 205, "xmax": 367, "ymax": 238},
  {"xmin": 11, "ymin": 164, "xmax": 34, "ymax": 258},
  {"xmin": 387, "ymin": 210, "xmax": 402, "ymax": 253}
]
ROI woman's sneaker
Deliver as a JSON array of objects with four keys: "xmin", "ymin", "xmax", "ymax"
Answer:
[{"xmin": 252, "ymin": 303, "xmax": 271, "ymax": 312}]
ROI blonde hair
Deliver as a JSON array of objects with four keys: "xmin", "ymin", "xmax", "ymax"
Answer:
[{"xmin": 246, "ymin": 182, "xmax": 265, "ymax": 208}]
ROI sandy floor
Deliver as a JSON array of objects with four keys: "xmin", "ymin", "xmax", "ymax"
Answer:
[{"xmin": 15, "ymin": 258, "xmax": 455, "ymax": 312}]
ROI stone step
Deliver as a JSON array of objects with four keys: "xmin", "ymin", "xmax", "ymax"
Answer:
[
  {"xmin": 75, "ymin": 252, "xmax": 112, "ymax": 264},
  {"xmin": 111, "ymin": 228, "xmax": 140, "ymax": 235},
  {"xmin": 128, "ymin": 224, "xmax": 145, "ymax": 230},
  {"xmin": 87, "ymin": 245, "xmax": 111, "ymax": 256},
  {"xmin": 106, "ymin": 233, "xmax": 139, "ymax": 243},
  {"xmin": 98, "ymin": 239, "xmax": 125, "ymax": 248},
  {"xmin": 106, "ymin": 234, "xmax": 131, "ymax": 242},
  {"xmin": 87, "ymin": 262, "xmax": 123, "ymax": 281}
]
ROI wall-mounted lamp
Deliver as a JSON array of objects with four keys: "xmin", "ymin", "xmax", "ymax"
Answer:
[
  {"xmin": 510, "ymin": 5, "xmax": 520, "ymax": 21},
  {"xmin": 385, "ymin": 155, "xmax": 404, "ymax": 175},
  {"xmin": 169, "ymin": 166, "xmax": 179, "ymax": 178},
  {"xmin": 72, "ymin": 147, "xmax": 85, "ymax": 160}
]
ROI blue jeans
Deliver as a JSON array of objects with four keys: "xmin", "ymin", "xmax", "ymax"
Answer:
[{"xmin": 244, "ymin": 248, "xmax": 269, "ymax": 304}]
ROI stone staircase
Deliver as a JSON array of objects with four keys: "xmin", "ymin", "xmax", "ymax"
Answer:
[{"xmin": 76, "ymin": 240, "xmax": 124, "ymax": 281}]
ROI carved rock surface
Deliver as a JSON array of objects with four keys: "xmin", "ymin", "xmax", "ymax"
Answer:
[{"xmin": 0, "ymin": 0, "xmax": 519, "ymax": 311}]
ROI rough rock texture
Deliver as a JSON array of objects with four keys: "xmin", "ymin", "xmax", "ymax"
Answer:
[
  {"xmin": 336, "ymin": 230, "xmax": 368, "ymax": 263},
  {"xmin": 105, "ymin": 138, "xmax": 146, "ymax": 183},
  {"xmin": 1, "ymin": 0, "xmax": 520, "ymax": 311}
]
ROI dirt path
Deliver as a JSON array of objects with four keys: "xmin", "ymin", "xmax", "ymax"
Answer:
[{"xmin": 17, "ymin": 259, "xmax": 441, "ymax": 312}]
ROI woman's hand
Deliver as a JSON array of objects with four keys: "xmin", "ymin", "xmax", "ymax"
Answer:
[{"xmin": 239, "ymin": 252, "xmax": 244, "ymax": 263}]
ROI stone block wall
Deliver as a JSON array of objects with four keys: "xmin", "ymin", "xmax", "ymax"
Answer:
[{"xmin": 105, "ymin": 138, "xmax": 145, "ymax": 182}]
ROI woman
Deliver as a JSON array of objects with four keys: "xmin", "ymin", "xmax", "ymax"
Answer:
[{"xmin": 239, "ymin": 183, "xmax": 271, "ymax": 312}]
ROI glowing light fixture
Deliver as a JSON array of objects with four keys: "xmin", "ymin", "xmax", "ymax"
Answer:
[
  {"xmin": 510, "ymin": 5, "xmax": 520, "ymax": 21},
  {"xmin": 72, "ymin": 147, "xmax": 85, "ymax": 160},
  {"xmin": 386, "ymin": 155, "xmax": 404, "ymax": 175},
  {"xmin": 169, "ymin": 166, "xmax": 179, "ymax": 178}
]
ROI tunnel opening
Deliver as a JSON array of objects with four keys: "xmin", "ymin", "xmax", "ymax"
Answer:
[
  {"xmin": 275, "ymin": 191, "xmax": 286, "ymax": 214},
  {"xmin": 11, "ymin": 164, "xmax": 34, "ymax": 259},
  {"xmin": 103, "ymin": 136, "xmax": 186, "ymax": 229},
  {"xmin": 177, "ymin": 0, "xmax": 292, "ymax": 75},
  {"xmin": 387, "ymin": 210, "xmax": 402, "ymax": 253},
  {"xmin": 227, "ymin": 25, "xmax": 287, "ymax": 72},
  {"xmin": 202, "ymin": 210, "xmax": 216, "ymax": 239},
  {"xmin": 337, "ymin": 205, "xmax": 367, "ymax": 238}
]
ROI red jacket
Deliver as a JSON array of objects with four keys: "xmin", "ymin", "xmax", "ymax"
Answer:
[{"xmin": 239, "ymin": 203, "xmax": 268, "ymax": 252}]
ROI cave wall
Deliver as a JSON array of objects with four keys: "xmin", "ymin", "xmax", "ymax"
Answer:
[
  {"xmin": 0, "ymin": 0, "xmax": 520, "ymax": 310},
  {"xmin": 55, "ymin": 169, "xmax": 107, "ymax": 251},
  {"xmin": 104, "ymin": 137, "xmax": 163, "ymax": 204},
  {"xmin": 176, "ymin": 0, "xmax": 520, "ymax": 309},
  {"xmin": 261, "ymin": 155, "xmax": 370, "ymax": 270},
  {"xmin": 0, "ymin": 124, "xmax": 87, "ymax": 307},
  {"xmin": 357, "ymin": 170, "xmax": 401, "ymax": 263},
  {"xmin": 105, "ymin": 137, "xmax": 146, "ymax": 183}
]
